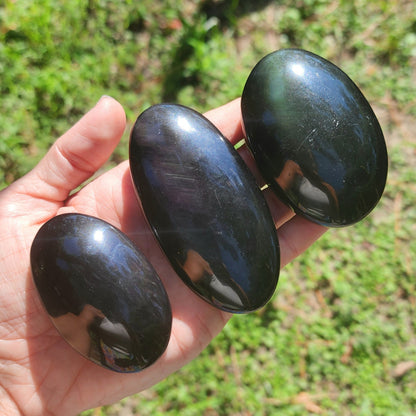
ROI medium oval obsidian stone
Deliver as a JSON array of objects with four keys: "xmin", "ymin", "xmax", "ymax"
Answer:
[
  {"xmin": 241, "ymin": 49, "xmax": 388, "ymax": 227},
  {"xmin": 30, "ymin": 213, "xmax": 172, "ymax": 373},
  {"xmin": 129, "ymin": 104, "xmax": 279, "ymax": 313}
]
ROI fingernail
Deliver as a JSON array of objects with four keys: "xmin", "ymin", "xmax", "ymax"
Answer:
[{"xmin": 96, "ymin": 95, "xmax": 113, "ymax": 105}]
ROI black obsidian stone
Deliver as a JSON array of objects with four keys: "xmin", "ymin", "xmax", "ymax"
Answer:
[
  {"xmin": 241, "ymin": 49, "xmax": 388, "ymax": 227},
  {"xmin": 30, "ymin": 213, "xmax": 172, "ymax": 373},
  {"xmin": 129, "ymin": 104, "xmax": 279, "ymax": 313}
]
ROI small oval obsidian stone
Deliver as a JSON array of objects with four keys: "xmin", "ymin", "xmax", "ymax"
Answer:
[
  {"xmin": 129, "ymin": 104, "xmax": 279, "ymax": 313},
  {"xmin": 30, "ymin": 213, "xmax": 172, "ymax": 373},
  {"xmin": 241, "ymin": 49, "xmax": 388, "ymax": 227}
]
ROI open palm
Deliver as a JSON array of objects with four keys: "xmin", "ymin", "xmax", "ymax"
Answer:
[{"xmin": 0, "ymin": 97, "xmax": 326, "ymax": 416}]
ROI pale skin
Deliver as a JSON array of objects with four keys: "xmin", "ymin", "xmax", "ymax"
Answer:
[{"xmin": 0, "ymin": 96, "xmax": 326, "ymax": 416}]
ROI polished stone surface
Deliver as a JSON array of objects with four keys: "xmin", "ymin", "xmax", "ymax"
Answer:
[
  {"xmin": 130, "ymin": 104, "xmax": 279, "ymax": 313},
  {"xmin": 30, "ymin": 213, "xmax": 172, "ymax": 373},
  {"xmin": 241, "ymin": 48, "xmax": 388, "ymax": 226}
]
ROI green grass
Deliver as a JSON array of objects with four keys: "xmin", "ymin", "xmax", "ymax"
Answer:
[{"xmin": 1, "ymin": 0, "xmax": 416, "ymax": 415}]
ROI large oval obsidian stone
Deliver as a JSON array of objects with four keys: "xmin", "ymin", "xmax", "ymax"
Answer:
[
  {"xmin": 241, "ymin": 49, "xmax": 388, "ymax": 227},
  {"xmin": 129, "ymin": 104, "xmax": 279, "ymax": 313},
  {"xmin": 30, "ymin": 213, "xmax": 172, "ymax": 373}
]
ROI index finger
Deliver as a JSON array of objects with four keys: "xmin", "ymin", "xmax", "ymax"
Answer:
[
  {"xmin": 204, "ymin": 97, "xmax": 327, "ymax": 267},
  {"xmin": 204, "ymin": 98, "xmax": 244, "ymax": 145}
]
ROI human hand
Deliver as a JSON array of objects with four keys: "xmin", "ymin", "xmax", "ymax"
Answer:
[{"xmin": 0, "ymin": 96, "xmax": 326, "ymax": 415}]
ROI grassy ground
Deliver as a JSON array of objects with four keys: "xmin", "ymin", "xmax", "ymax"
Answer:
[{"xmin": 1, "ymin": 0, "xmax": 416, "ymax": 415}]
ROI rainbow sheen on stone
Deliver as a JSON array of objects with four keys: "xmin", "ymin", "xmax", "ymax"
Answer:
[
  {"xmin": 30, "ymin": 213, "xmax": 172, "ymax": 373},
  {"xmin": 241, "ymin": 49, "xmax": 388, "ymax": 226},
  {"xmin": 129, "ymin": 104, "xmax": 279, "ymax": 313}
]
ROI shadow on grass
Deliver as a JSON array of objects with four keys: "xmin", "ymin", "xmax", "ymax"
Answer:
[
  {"xmin": 161, "ymin": 0, "xmax": 275, "ymax": 102},
  {"xmin": 201, "ymin": 0, "xmax": 276, "ymax": 26}
]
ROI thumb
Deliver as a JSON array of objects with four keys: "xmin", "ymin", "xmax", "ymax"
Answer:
[{"xmin": 25, "ymin": 96, "xmax": 126, "ymax": 203}]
